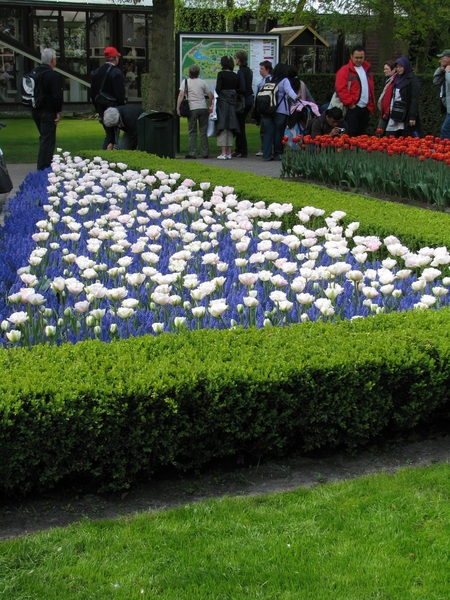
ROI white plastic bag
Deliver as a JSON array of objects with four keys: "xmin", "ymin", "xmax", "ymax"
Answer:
[{"xmin": 207, "ymin": 117, "xmax": 218, "ymax": 138}]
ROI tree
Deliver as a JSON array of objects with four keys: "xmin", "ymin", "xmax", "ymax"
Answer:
[
  {"xmin": 146, "ymin": 0, "xmax": 175, "ymax": 112},
  {"xmin": 315, "ymin": 0, "xmax": 450, "ymax": 72}
]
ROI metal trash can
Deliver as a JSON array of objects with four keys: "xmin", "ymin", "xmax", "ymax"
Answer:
[{"xmin": 137, "ymin": 111, "xmax": 175, "ymax": 158}]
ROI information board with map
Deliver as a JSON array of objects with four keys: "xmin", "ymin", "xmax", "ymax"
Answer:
[{"xmin": 176, "ymin": 33, "xmax": 280, "ymax": 95}]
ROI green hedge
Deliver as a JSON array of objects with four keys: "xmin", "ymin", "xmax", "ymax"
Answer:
[
  {"xmin": 2, "ymin": 152, "xmax": 450, "ymax": 497},
  {"xmin": 2, "ymin": 310, "xmax": 450, "ymax": 496}
]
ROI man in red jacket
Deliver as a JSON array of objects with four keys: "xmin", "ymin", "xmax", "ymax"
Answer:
[{"xmin": 335, "ymin": 45, "xmax": 375, "ymax": 136}]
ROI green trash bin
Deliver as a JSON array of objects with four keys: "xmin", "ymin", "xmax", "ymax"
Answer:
[{"xmin": 137, "ymin": 111, "xmax": 175, "ymax": 158}]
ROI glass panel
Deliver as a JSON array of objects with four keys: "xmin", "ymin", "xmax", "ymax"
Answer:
[
  {"xmin": 0, "ymin": 46, "xmax": 16, "ymax": 103},
  {"xmin": 122, "ymin": 13, "xmax": 148, "ymax": 101},
  {"xmin": 89, "ymin": 12, "xmax": 112, "ymax": 61},
  {"xmin": 33, "ymin": 16, "xmax": 61, "ymax": 54},
  {"xmin": 64, "ymin": 11, "xmax": 87, "ymax": 69}
]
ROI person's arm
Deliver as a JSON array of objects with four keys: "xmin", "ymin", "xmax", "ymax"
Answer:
[
  {"xmin": 335, "ymin": 65, "xmax": 354, "ymax": 108},
  {"xmin": 215, "ymin": 72, "xmax": 223, "ymax": 94},
  {"xmin": 176, "ymin": 88, "xmax": 185, "ymax": 116},
  {"xmin": 237, "ymin": 70, "xmax": 245, "ymax": 95},
  {"xmin": 408, "ymin": 77, "xmax": 420, "ymax": 125},
  {"xmin": 433, "ymin": 66, "xmax": 445, "ymax": 85},
  {"xmin": 280, "ymin": 78, "xmax": 298, "ymax": 103},
  {"xmin": 50, "ymin": 71, "xmax": 63, "ymax": 113},
  {"xmin": 112, "ymin": 69, "xmax": 126, "ymax": 105}
]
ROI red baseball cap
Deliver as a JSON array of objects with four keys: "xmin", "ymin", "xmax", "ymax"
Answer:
[{"xmin": 104, "ymin": 46, "xmax": 121, "ymax": 59}]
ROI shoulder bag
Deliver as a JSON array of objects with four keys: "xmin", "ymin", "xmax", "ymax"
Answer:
[
  {"xmin": 390, "ymin": 99, "xmax": 408, "ymax": 122},
  {"xmin": 179, "ymin": 79, "xmax": 190, "ymax": 117}
]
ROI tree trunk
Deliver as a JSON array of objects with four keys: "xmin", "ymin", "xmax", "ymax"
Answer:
[
  {"xmin": 255, "ymin": 0, "xmax": 271, "ymax": 33},
  {"xmin": 225, "ymin": 0, "xmax": 234, "ymax": 32},
  {"xmin": 376, "ymin": 0, "xmax": 395, "ymax": 69},
  {"xmin": 146, "ymin": 0, "xmax": 175, "ymax": 113}
]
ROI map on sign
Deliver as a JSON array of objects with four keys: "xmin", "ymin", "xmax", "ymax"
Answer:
[
  {"xmin": 178, "ymin": 34, "xmax": 280, "ymax": 95},
  {"xmin": 181, "ymin": 39, "xmax": 251, "ymax": 82}
]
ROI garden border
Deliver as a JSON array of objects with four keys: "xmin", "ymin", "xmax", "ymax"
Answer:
[{"xmin": 1, "ymin": 151, "xmax": 450, "ymax": 498}]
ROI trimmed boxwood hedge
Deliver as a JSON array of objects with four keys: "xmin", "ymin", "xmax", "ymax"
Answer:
[{"xmin": 1, "ymin": 151, "xmax": 450, "ymax": 497}]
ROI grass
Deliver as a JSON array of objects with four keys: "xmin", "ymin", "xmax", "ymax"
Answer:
[
  {"xmin": 0, "ymin": 115, "xmax": 262, "ymax": 163},
  {"xmin": 1, "ymin": 463, "xmax": 450, "ymax": 599}
]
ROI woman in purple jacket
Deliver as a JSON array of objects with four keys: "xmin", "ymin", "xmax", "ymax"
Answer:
[{"xmin": 261, "ymin": 63, "xmax": 300, "ymax": 161}]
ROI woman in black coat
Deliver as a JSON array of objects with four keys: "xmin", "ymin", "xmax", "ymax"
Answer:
[
  {"xmin": 385, "ymin": 56, "xmax": 422, "ymax": 137},
  {"xmin": 215, "ymin": 55, "xmax": 240, "ymax": 159},
  {"xmin": 232, "ymin": 50, "xmax": 253, "ymax": 157}
]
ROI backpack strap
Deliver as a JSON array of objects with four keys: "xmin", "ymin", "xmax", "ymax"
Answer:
[{"xmin": 184, "ymin": 78, "xmax": 188, "ymax": 99}]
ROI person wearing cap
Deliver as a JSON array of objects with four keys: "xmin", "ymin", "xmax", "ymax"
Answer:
[
  {"xmin": 90, "ymin": 47, "xmax": 126, "ymax": 147},
  {"xmin": 433, "ymin": 50, "xmax": 450, "ymax": 139}
]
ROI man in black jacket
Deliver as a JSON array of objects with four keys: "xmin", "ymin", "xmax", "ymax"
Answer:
[
  {"xmin": 103, "ymin": 105, "xmax": 145, "ymax": 150},
  {"xmin": 90, "ymin": 46, "xmax": 126, "ymax": 147},
  {"xmin": 31, "ymin": 48, "xmax": 63, "ymax": 170}
]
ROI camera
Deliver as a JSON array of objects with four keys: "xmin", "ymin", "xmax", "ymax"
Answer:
[{"xmin": 337, "ymin": 127, "xmax": 345, "ymax": 133}]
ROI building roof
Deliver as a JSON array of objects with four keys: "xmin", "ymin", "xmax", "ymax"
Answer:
[{"xmin": 269, "ymin": 25, "xmax": 329, "ymax": 48}]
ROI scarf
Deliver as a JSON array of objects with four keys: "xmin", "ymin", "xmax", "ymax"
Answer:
[{"xmin": 395, "ymin": 56, "xmax": 413, "ymax": 86}]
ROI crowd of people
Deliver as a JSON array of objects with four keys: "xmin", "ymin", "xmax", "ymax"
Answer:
[{"xmin": 27, "ymin": 44, "xmax": 450, "ymax": 170}]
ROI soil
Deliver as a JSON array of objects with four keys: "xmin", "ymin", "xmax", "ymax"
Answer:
[{"xmin": 1, "ymin": 433, "xmax": 450, "ymax": 541}]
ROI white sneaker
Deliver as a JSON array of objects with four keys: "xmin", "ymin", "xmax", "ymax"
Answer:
[
  {"xmin": 217, "ymin": 154, "xmax": 227, "ymax": 160},
  {"xmin": 255, "ymin": 151, "xmax": 263, "ymax": 156},
  {"xmin": 226, "ymin": 154, "xmax": 232, "ymax": 159}
]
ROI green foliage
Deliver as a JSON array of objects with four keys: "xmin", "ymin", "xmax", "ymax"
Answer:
[
  {"xmin": 282, "ymin": 145, "xmax": 450, "ymax": 208},
  {"xmin": 2, "ymin": 310, "xmax": 450, "ymax": 496}
]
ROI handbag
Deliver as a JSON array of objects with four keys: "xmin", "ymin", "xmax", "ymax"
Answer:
[
  {"xmin": 179, "ymin": 79, "xmax": 190, "ymax": 117},
  {"xmin": 390, "ymin": 100, "xmax": 408, "ymax": 122},
  {"xmin": 95, "ymin": 91, "xmax": 118, "ymax": 108},
  {"xmin": 0, "ymin": 152, "xmax": 12, "ymax": 194},
  {"xmin": 328, "ymin": 92, "xmax": 347, "ymax": 117},
  {"xmin": 94, "ymin": 65, "xmax": 118, "ymax": 109}
]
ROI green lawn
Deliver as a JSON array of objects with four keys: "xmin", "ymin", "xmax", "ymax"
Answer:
[
  {"xmin": 0, "ymin": 115, "xmax": 262, "ymax": 163},
  {"xmin": 1, "ymin": 464, "xmax": 450, "ymax": 599}
]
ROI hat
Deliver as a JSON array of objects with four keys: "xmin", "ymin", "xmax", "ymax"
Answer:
[
  {"xmin": 437, "ymin": 50, "xmax": 450, "ymax": 58},
  {"xmin": 104, "ymin": 46, "xmax": 121, "ymax": 59}
]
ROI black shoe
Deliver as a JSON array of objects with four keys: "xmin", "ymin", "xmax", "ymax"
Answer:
[{"xmin": 185, "ymin": 155, "xmax": 196, "ymax": 159}]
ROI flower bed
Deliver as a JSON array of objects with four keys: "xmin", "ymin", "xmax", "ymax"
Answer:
[
  {"xmin": 282, "ymin": 134, "xmax": 450, "ymax": 208},
  {"xmin": 2, "ymin": 151, "xmax": 450, "ymax": 497},
  {"xmin": 2, "ymin": 152, "xmax": 450, "ymax": 348}
]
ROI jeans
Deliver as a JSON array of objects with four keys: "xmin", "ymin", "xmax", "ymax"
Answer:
[
  {"xmin": 261, "ymin": 112, "xmax": 288, "ymax": 160},
  {"xmin": 187, "ymin": 108, "xmax": 209, "ymax": 157},
  {"xmin": 345, "ymin": 105, "xmax": 370, "ymax": 137},
  {"xmin": 441, "ymin": 114, "xmax": 450, "ymax": 140},
  {"xmin": 32, "ymin": 110, "xmax": 57, "ymax": 170}
]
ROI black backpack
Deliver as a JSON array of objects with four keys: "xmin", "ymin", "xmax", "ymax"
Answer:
[
  {"xmin": 256, "ymin": 81, "xmax": 280, "ymax": 116},
  {"xmin": 21, "ymin": 66, "xmax": 46, "ymax": 109}
]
